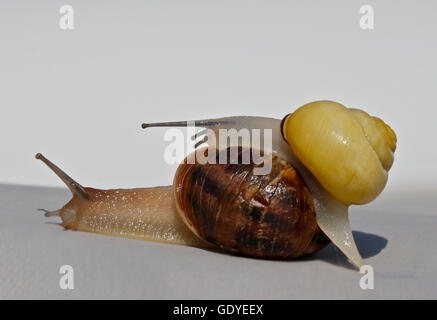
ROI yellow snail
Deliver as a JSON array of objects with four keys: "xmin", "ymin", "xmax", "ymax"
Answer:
[{"xmin": 36, "ymin": 100, "xmax": 396, "ymax": 268}]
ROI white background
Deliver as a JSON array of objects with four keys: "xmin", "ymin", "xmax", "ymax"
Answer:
[
  {"xmin": 1, "ymin": 0, "xmax": 436, "ymax": 198},
  {"xmin": 1, "ymin": 1, "xmax": 437, "ymax": 300}
]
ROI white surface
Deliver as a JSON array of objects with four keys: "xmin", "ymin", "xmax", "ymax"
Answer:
[
  {"xmin": 0, "ymin": 1, "xmax": 437, "ymax": 195},
  {"xmin": 0, "ymin": 183, "xmax": 436, "ymax": 299}
]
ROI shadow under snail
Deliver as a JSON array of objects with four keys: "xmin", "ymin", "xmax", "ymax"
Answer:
[{"xmin": 36, "ymin": 100, "xmax": 397, "ymax": 268}]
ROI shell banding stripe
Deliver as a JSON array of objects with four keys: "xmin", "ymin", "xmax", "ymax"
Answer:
[{"xmin": 173, "ymin": 147, "xmax": 330, "ymax": 259}]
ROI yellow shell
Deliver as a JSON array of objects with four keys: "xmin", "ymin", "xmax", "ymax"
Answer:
[{"xmin": 282, "ymin": 101, "xmax": 397, "ymax": 205}]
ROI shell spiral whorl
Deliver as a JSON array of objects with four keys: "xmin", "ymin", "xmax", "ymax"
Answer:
[
  {"xmin": 282, "ymin": 101, "xmax": 397, "ymax": 205},
  {"xmin": 173, "ymin": 147, "xmax": 330, "ymax": 259}
]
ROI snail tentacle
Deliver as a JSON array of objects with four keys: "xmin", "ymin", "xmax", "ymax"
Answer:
[{"xmin": 35, "ymin": 153, "xmax": 90, "ymax": 201}]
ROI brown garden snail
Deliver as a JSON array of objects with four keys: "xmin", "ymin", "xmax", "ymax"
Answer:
[{"xmin": 36, "ymin": 100, "xmax": 396, "ymax": 268}]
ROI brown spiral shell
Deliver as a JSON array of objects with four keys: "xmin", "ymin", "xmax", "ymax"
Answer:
[{"xmin": 174, "ymin": 147, "xmax": 330, "ymax": 259}]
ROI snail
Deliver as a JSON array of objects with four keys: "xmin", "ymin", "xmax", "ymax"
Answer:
[{"xmin": 36, "ymin": 100, "xmax": 396, "ymax": 268}]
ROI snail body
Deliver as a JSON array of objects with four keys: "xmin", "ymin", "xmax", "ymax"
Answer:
[
  {"xmin": 36, "ymin": 147, "xmax": 330, "ymax": 260},
  {"xmin": 36, "ymin": 153, "xmax": 204, "ymax": 247},
  {"xmin": 37, "ymin": 100, "xmax": 396, "ymax": 268}
]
